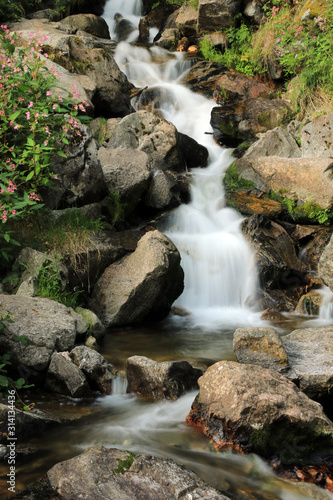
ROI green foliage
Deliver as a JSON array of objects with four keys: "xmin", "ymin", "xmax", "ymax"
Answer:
[
  {"xmin": 114, "ymin": 452, "xmax": 136, "ymax": 474},
  {"xmin": 223, "ymin": 163, "xmax": 256, "ymax": 192},
  {"xmin": 0, "ymin": 0, "xmax": 41, "ymax": 22},
  {"xmin": 35, "ymin": 260, "xmax": 82, "ymax": 308},
  {"xmin": 107, "ymin": 192, "xmax": 126, "ymax": 226},
  {"xmin": 199, "ymin": 23, "xmax": 261, "ymax": 77},
  {"xmin": 268, "ymin": 191, "xmax": 333, "ymax": 224},
  {"xmin": 0, "ymin": 27, "xmax": 90, "ymax": 263}
]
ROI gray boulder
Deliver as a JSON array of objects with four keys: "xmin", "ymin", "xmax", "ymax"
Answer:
[
  {"xmin": 98, "ymin": 147, "xmax": 151, "ymax": 216},
  {"xmin": 197, "ymin": 0, "xmax": 243, "ymax": 31},
  {"xmin": 45, "ymin": 352, "xmax": 91, "ymax": 398},
  {"xmin": 107, "ymin": 111, "xmax": 186, "ymax": 172},
  {"xmin": 60, "ymin": 14, "xmax": 111, "ymax": 39},
  {"xmin": 301, "ymin": 114, "xmax": 333, "ymax": 158},
  {"xmin": 0, "ymin": 295, "xmax": 88, "ymax": 375},
  {"xmin": 243, "ymin": 127, "xmax": 301, "ymax": 158},
  {"xmin": 44, "ymin": 445, "xmax": 230, "ymax": 499},
  {"xmin": 283, "ymin": 327, "xmax": 333, "ymax": 401},
  {"xmin": 234, "ymin": 156, "xmax": 333, "ymax": 211},
  {"xmin": 187, "ymin": 361, "xmax": 333, "ymax": 462},
  {"xmin": 233, "ymin": 327, "xmax": 289, "ymax": 373},
  {"xmin": 90, "ymin": 230, "xmax": 184, "ymax": 327},
  {"xmin": 44, "ymin": 123, "xmax": 107, "ymax": 209},
  {"xmin": 126, "ymin": 355, "xmax": 203, "ymax": 401},
  {"xmin": 70, "ymin": 346, "xmax": 116, "ymax": 394}
]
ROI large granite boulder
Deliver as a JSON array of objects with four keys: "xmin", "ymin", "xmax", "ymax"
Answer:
[
  {"xmin": 0, "ymin": 295, "xmax": 88, "ymax": 378},
  {"xmin": 90, "ymin": 230, "xmax": 184, "ymax": 327},
  {"xmin": 60, "ymin": 14, "xmax": 110, "ymax": 39},
  {"xmin": 241, "ymin": 215, "xmax": 307, "ymax": 290},
  {"xmin": 107, "ymin": 111, "xmax": 186, "ymax": 172},
  {"xmin": 211, "ymin": 98, "xmax": 291, "ymax": 147},
  {"xmin": 197, "ymin": 0, "xmax": 243, "ymax": 31},
  {"xmin": 182, "ymin": 60, "xmax": 227, "ymax": 97},
  {"xmin": 186, "ymin": 361, "xmax": 333, "ymax": 464},
  {"xmin": 41, "ymin": 445, "xmax": 231, "ymax": 499},
  {"xmin": 301, "ymin": 114, "xmax": 333, "ymax": 158},
  {"xmin": 44, "ymin": 123, "xmax": 107, "ymax": 209},
  {"xmin": 242, "ymin": 127, "xmax": 301, "ymax": 158},
  {"xmin": 214, "ymin": 73, "xmax": 273, "ymax": 102},
  {"xmin": 283, "ymin": 327, "xmax": 333, "ymax": 402},
  {"xmin": 233, "ymin": 156, "xmax": 333, "ymax": 211},
  {"xmin": 126, "ymin": 355, "xmax": 203, "ymax": 401},
  {"xmin": 98, "ymin": 147, "xmax": 151, "ymax": 216}
]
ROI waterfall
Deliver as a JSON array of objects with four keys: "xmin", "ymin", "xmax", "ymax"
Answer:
[
  {"xmin": 104, "ymin": 1, "xmax": 259, "ymax": 326},
  {"xmin": 319, "ymin": 286, "xmax": 333, "ymax": 320}
]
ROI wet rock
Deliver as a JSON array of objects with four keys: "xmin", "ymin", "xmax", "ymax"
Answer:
[
  {"xmin": 300, "ymin": 228, "xmax": 333, "ymax": 274},
  {"xmin": 283, "ymin": 327, "xmax": 333, "ymax": 402},
  {"xmin": 138, "ymin": 16, "xmax": 150, "ymax": 44},
  {"xmin": 42, "ymin": 445, "xmax": 231, "ymax": 499},
  {"xmin": 126, "ymin": 355, "xmax": 203, "ymax": 401},
  {"xmin": 214, "ymin": 73, "xmax": 273, "ymax": 102},
  {"xmin": 0, "ymin": 295, "xmax": 87, "ymax": 377},
  {"xmin": 144, "ymin": 170, "xmax": 176, "ymax": 209},
  {"xmin": 225, "ymin": 190, "xmax": 283, "ymax": 218},
  {"xmin": 301, "ymin": 114, "xmax": 333, "ymax": 158},
  {"xmin": 198, "ymin": 0, "xmax": 243, "ymax": 31},
  {"xmin": 107, "ymin": 111, "xmax": 185, "ymax": 172},
  {"xmin": 98, "ymin": 147, "xmax": 151, "ymax": 217},
  {"xmin": 243, "ymin": 127, "xmax": 301, "ymax": 158},
  {"xmin": 295, "ymin": 291, "xmax": 322, "ymax": 316},
  {"xmin": 233, "ymin": 327, "xmax": 289, "ymax": 373},
  {"xmin": 60, "ymin": 14, "xmax": 110, "ymax": 39},
  {"xmin": 241, "ymin": 215, "xmax": 307, "ymax": 290},
  {"xmin": 0, "ymin": 404, "xmax": 64, "ymax": 444},
  {"xmin": 90, "ymin": 230, "xmax": 184, "ymax": 327},
  {"xmin": 178, "ymin": 132, "xmax": 208, "ymax": 168},
  {"xmin": 70, "ymin": 346, "xmax": 116, "ymax": 394},
  {"xmin": 45, "ymin": 352, "xmax": 91, "ymax": 398},
  {"xmin": 181, "ymin": 60, "xmax": 227, "ymax": 97},
  {"xmin": 43, "ymin": 123, "xmax": 107, "ymax": 210},
  {"xmin": 114, "ymin": 13, "xmax": 136, "ymax": 41},
  {"xmin": 186, "ymin": 361, "xmax": 333, "ymax": 463},
  {"xmin": 318, "ymin": 233, "xmax": 333, "ymax": 293},
  {"xmin": 156, "ymin": 28, "xmax": 180, "ymax": 49},
  {"xmin": 211, "ymin": 98, "xmax": 291, "ymax": 147},
  {"xmin": 174, "ymin": 3, "xmax": 198, "ymax": 38},
  {"xmin": 135, "ymin": 86, "xmax": 176, "ymax": 113},
  {"xmin": 245, "ymin": 289, "xmax": 300, "ymax": 313},
  {"xmin": 233, "ymin": 156, "xmax": 333, "ymax": 213}
]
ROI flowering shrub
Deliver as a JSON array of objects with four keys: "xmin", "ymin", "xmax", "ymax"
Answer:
[{"xmin": 0, "ymin": 26, "xmax": 89, "ymax": 261}]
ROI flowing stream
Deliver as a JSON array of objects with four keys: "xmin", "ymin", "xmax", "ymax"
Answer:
[{"xmin": 1, "ymin": 2, "xmax": 333, "ymax": 499}]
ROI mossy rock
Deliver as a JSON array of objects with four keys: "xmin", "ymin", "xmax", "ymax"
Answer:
[
  {"xmin": 223, "ymin": 163, "xmax": 256, "ymax": 192},
  {"xmin": 299, "ymin": 0, "xmax": 326, "ymax": 19}
]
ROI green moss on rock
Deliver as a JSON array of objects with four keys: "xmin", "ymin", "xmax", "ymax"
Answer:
[{"xmin": 223, "ymin": 163, "xmax": 256, "ymax": 192}]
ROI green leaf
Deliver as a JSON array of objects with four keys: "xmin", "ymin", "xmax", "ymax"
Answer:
[
  {"xmin": 57, "ymin": 151, "xmax": 67, "ymax": 158},
  {"xmin": 26, "ymin": 171, "xmax": 35, "ymax": 181},
  {"xmin": 62, "ymin": 137, "xmax": 69, "ymax": 145},
  {"xmin": 9, "ymin": 110, "xmax": 20, "ymax": 122},
  {"xmin": 0, "ymin": 375, "xmax": 9, "ymax": 387},
  {"xmin": 4, "ymin": 233, "xmax": 10, "ymax": 243}
]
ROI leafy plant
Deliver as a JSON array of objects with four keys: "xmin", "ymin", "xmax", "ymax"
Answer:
[
  {"xmin": 35, "ymin": 260, "xmax": 83, "ymax": 308},
  {"xmin": 0, "ymin": 26, "xmax": 90, "ymax": 262}
]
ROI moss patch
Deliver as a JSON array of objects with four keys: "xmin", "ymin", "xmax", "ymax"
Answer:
[
  {"xmin": 114, "ymin": 452, "xmax": 136, "ymax": 474},
  {"xmin": 249, "ymin": 421, "xmax": 333, "ymax": 464},
  {"xmin": 223, "ymin": 163, "xmax": 256, "ymax": 192}
]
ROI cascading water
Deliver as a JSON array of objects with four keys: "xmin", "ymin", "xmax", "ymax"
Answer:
[{"xmin": 113, "ymin": 40, "xmax": 258, "ymax": 326}]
